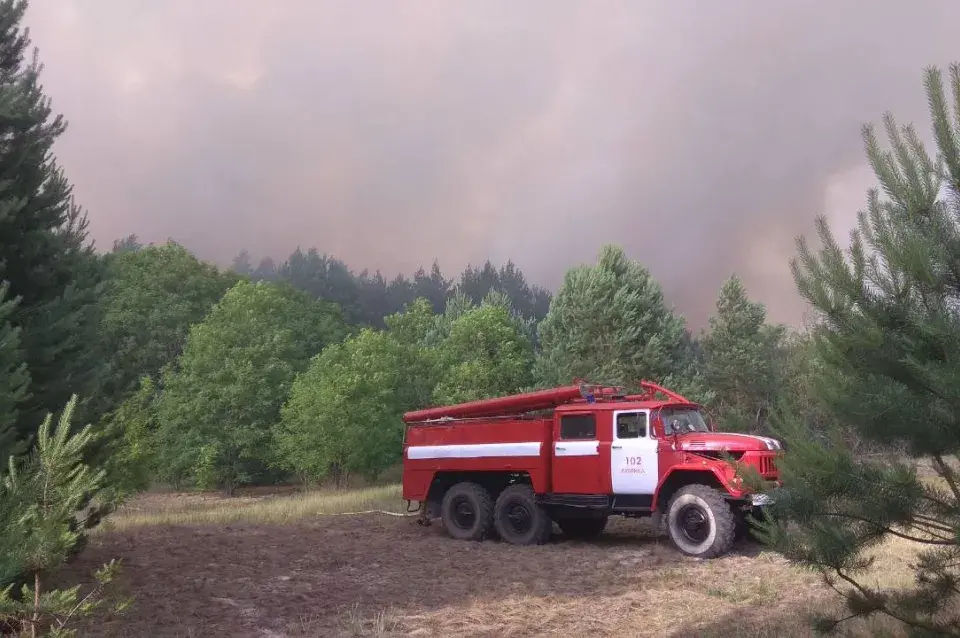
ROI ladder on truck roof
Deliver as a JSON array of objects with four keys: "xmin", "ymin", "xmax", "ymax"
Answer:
[{"xmin": 401, "ymin": 380, "xmax": 692, "ymax": 425}]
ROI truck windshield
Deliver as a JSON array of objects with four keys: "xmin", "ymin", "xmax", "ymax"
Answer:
[{"xmin": 660, "ymin": 407, "xmax": 709, "ymax": 435}]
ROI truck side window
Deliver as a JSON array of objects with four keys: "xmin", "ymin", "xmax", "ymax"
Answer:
[
  {"xmin": 559, "ymin": 414, "xmax": 595, "ymax": 440},
  {"xmin": 616, "ymin": 412, "xmax": 647, "ymax": 438}
]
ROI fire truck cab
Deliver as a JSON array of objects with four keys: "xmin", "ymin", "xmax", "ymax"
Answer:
[{"xmin": 401, "ymin": 381, "xmax": 781, "ymax": 559}]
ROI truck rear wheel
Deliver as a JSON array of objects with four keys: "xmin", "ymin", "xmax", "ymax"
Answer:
[
  {"xmin": 493, "ymin": 484, "xmax": 551, "ymax": 545},
  {"xmin": 440, "ymin": 482, "xmax": 494, "ymax": 541},
  {"xmin": 665, "ymin": 484, "xmax": 736, "ymax": 558},
  {"xmin": 557, "ymin": 516, "xmax": 608, "ymax": 540}
]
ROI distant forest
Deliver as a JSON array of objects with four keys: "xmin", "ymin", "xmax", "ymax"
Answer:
[{"xmin": 114, "ymin": 234, "xmax": 553, "ymax": 328}]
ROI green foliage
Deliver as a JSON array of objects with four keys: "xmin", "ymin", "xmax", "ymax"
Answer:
[
  {"xmin": 153, "ymin": 280, "xmax": 346, "ymax": 494},
  {"xmin": 96, "ymin": 376, "xmax": 158, "ymax": 503},
  {"xmin": 385, "ymin": 297, "xmax": 442, "ymax": 348},
  {"xmin": 89, "ymin": 243, "xmax": 237, "ymax": 500},
  {"xmin": 383, "ymin": 298, "xmax": 445, "ymax": 404},
  {"xmin": 454, "ymin": 260, "xmax": 552, "ymax": 323},
  {"xmin": 110, "ymin": 234, "xmax": 142, "ymax": 254},
  {"xmin": 0, "ymin": 396, "xmax": 130, "ymax": 636},
  {"xmin": 0, "ymin": 0, "xmax": 105, "ymax": 447},
  {"xmin": 97, "ymin": 241, "xmax": 239, "ymax": 414},
  {"xmin": 276, "ymin": 329, "xmax": 414, "ymax": 484},
  {"xmin": 0, "ymin": 282, "xmax": 28, "ymax": 462},
  {"xmin": 243, "ymin": 248, "xmax": 551, "ymax": 329},
  {"xmin": 433, "ymin": 297, "xmax": 534, "ymax": 404},
  {"xmin": 700, "ymin": 275, "xmax": 786, "ymax": 431},
  {"xmin": 775, "ymin": 329, "xmax": 854, "ymax": 447},
  {"xmin": 276, "ymin": 299, "xmax": 443, "ymax": 485},
  {"xmin": 277, "ymin": 248, "xmax": 364, "ymax": 324},
  {"xmin": 757, "ymin": 63, "xmax": 960, "ymax": 635},
  {"xmin": 535, "ymin": 244, "xmax": 687, "ymax": 387}
]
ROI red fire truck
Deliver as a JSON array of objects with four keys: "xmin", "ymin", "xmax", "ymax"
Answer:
[{"xmin": 401, "ymin": 381, "xmax": 781, "ymax": 558}]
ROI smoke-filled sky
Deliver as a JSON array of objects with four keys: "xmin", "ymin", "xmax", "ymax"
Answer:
[{"xmin": 25, "ymin": 1, "xmax": 960, "ymax": 327}]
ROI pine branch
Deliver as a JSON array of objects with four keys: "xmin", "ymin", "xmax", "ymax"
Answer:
[
  {"xmin": 933, "ymin": 453, "xmax": 960, "ymax": 506},
  {"xmin": 911, "ymin": 513, "xmax": 957, "ymax": 536},
  {"xmin": 820, "ymin": 577, "xmax": 878, "ymax": 632},
  {"xmin": 821, "ymin": 511, "xmax": 956, "ymax": 545},
  {"xmin": 831, "ymin": 568, "xmax": 955, "ymax": 636}
]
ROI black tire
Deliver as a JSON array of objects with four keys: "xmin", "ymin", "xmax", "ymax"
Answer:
[
  {"xmin": 493, "ymin": 484, "xmax": 551, "ymax": 545},
  {"xmin": 440, "ymin": 482, "xmax": 494, "ymax": 541},
  {"xmin": 665, "ymin": 484, "xmax": 736, "ymax": 558},
  {"xmin": 557, "ymin": 516, "xmax": 608, "ymax": 540}
]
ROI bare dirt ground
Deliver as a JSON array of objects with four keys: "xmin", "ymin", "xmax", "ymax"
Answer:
[{"xmin": 60, "ymin": 511, "xmax": 840, "ymax": 638}]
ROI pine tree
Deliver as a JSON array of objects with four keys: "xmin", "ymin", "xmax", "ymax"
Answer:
[
  {"xmin": 535, "ymin": 244, "xmax": 687, "ymax": 388},
  {"xmin": 230, "ymin": 249, "xmax": 253, "ymax": 275},
  {"xmin": 0, "ymin": 282, "xmax": 28, "ymax": 462},
  {"xmin": 757, "ymin": 63, "xmax": 960, "ymax": 635},
  {"xmin": 0, "ymin": 395, "xmax": 130, "ymax": 637},
  {"xmin": 0, "ymin": 0, "xmax": 104, "ymax": 448},
  {"xmin": 701, "ymin": 275, "xmax": 785, "ymax": 432},
  {"xmin": 110, "ymin": 234, "xmax": 142, "ymax": 254}
]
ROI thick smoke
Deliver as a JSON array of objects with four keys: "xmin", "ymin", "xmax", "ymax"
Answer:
[{"xmin": 27, "ymin": 0, "xmax": 960, "ymax": 326}]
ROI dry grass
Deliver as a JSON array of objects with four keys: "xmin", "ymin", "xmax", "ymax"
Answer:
[
  {"xmin": 376, "ymin": 549, "xmax": 827, "ymax": 638},
  {"xmin": 313, "ymin": 543, "xmax": 921, "ymax": 638},
  {"xmin": 101, "ymin": 483, "xmax": 405, "ymax": 531}
]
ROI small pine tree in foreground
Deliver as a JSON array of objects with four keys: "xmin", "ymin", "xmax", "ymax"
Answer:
[
  {"xmin": 0, "ymin": 396, "xmax": 130, "ymax": 637},
  {"xmin": 752, "ymin": 62, "xmax": 960, "ymax": 636}
]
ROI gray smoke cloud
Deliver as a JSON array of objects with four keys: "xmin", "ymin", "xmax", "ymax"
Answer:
[{"xmin": 26, "ymin": 0, "xmax": 960, "ymax": 327}]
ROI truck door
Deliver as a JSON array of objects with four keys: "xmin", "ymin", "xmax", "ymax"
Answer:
[
  {"xmin": 610, "ymin": 410, "xmax": 658, "ymax": 495},
  {"xmin": 551, "ymin": 411, "xmax": 607, "ymax": 494}
]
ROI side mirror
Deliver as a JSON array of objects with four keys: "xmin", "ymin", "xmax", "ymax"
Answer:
[{"xmin": 650, "ymin": 415, "xmax": 664, "ymax": 438}]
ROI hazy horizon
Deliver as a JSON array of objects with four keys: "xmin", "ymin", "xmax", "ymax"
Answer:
[{"xmin": 26, "ymin": 1, "xmax": 960, "ymax": 327}]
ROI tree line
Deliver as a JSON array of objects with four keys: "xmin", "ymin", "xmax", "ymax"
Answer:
[
  {"xmin": 87, "ymin": 239, "xmax": 795, "ymax": 496},
  {"xmin": 2, "ymin": 0, "xmax": 960, "ymax": 633},
  {"xmin": 112, "ymin": 237, "xmax": 554, "ymax": 329}
]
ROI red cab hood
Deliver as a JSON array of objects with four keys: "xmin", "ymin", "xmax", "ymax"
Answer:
[{"xmin": 675, "ymin": 432, "xmax": 782, "ymax": 452}]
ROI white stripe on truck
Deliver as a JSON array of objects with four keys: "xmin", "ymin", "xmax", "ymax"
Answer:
[{"xmin": 406, "ymin": 441, "xmax": 542, "ymax": 460}]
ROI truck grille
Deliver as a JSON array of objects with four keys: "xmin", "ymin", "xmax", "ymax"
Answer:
[{"xmin": 759, "ymin": 456, "xmax": 778, "ymax": 476}]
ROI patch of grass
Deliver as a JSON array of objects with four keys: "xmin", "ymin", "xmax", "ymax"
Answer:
[
  {"xmin": 293, "ymin": 604, "xmax": 400, "ymax": 637},
  {"xmin": 102, "ymin": 483, "xmax": 405, "ymax": 530}
]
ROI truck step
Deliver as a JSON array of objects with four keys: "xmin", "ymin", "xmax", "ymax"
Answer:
[
  {"xmin": 537, "ymin": 493, "xmax": 611, "ymax": 509},
  {"xmin": 611, "ymin": 494, "xmax": 654, "ymax": 511}
]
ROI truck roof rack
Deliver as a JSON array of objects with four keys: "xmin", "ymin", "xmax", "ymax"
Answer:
[{"xmin": 401, "ymin": 379, "xmax": 693, "ymax": 424}]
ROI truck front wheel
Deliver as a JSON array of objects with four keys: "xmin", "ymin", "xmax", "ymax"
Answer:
[
  {"xmin": 440, "ymin": 481, "xmax": 494, "ymax": 541},
  {"xmin": 493, "ymin": 484, "xmax": 551, "ymax": 545},
  {"xmin": 665, "ymin": 484, "xmax": 736, "ymax": 558}
]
